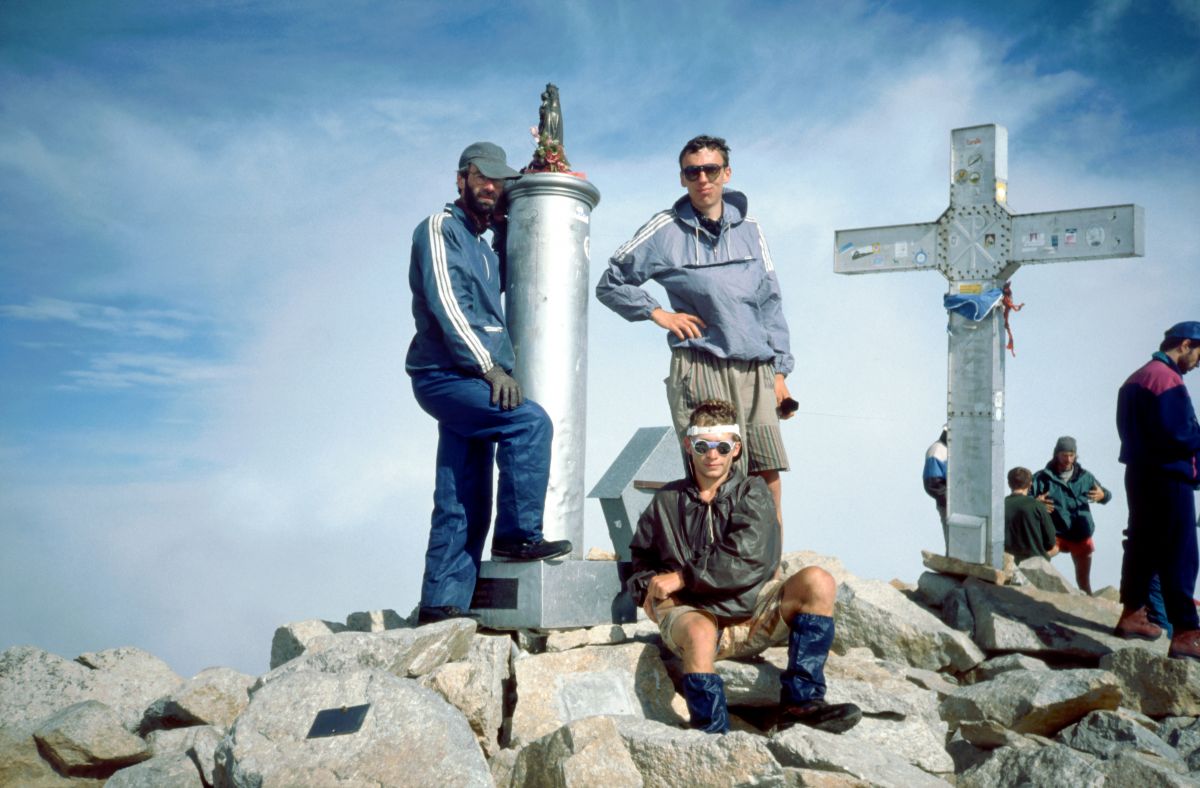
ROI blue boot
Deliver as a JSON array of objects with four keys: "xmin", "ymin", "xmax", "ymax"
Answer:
[
  {"xmin": 777, "ymin": 613, "xmax": 861, "ymax": 734},
  {"xmin": 681, "ymin": 673, "xmax": 729, "ymax": 734}
]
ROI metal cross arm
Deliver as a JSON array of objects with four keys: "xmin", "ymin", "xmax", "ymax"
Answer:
[{"xmin": 832, "ymin": 124, "xmax": 1144, "ymax": 569}]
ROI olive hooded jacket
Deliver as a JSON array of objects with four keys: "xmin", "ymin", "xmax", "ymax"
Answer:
[{"xmin": 627, "ymin": 464, "xmax": 780, "ymax": 624}]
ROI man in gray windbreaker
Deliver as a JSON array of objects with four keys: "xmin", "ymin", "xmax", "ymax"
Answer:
[{"xmin": 596, "ymin": 135, "xmax": 794, "ymax": 521}]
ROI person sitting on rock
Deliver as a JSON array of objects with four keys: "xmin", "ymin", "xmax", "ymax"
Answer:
[
  {"xmin": 1004, "ymin": 466, "xmax": 1059, "ymax": 563},
  {"xmin": 626, "ymin": 398, "xmax": 861, "ymax": 735}
]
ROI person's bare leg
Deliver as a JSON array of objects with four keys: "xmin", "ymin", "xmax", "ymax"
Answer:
[
  {"xmin": 779, "ymin": 566, "xmax": 836, "ymax": 620},
  {"xmin": 671, "ymin": 611, "xmax": 720, "ymax": 674},
  {"xmin": 1074, "ymin": 553, "xmax": 1093, "ymax": 595}
]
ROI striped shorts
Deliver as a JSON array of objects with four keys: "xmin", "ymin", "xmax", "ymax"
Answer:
[{"xmin": 665, "ymin": 348, "xmax": 789, "ymax": 473}]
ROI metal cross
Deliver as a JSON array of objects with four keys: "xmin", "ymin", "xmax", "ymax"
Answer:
[{"xmin": 834, "ymin": 124, "xmax": 1144, "ymax": 568}]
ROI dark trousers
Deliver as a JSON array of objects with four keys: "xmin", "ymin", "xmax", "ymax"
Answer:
[
  {"xmin": 1119, "ymin": 465, "xmax": 1199, "ymax": 631},
  {"xmin": 412, "ymin": 370, "xmax": 552, "ymax": 610}
]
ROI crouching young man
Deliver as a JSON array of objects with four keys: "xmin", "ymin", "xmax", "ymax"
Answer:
[{"xmin": 627, "ymin": 399, "xmax": 861, "ymax": 734}]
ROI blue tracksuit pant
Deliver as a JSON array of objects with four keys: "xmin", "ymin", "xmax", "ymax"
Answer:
[
  {"xmin": 1120, "ymin": 465, "xmax": 1199, "ymax": 631},
  {"xmin": 412, "ymin": 370, "xmax": 552, "ymax": 610}
]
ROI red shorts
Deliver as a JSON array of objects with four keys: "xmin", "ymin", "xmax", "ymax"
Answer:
[{"xmin": 1056, "ymin": 536, "xmax": 1095, "ymax": 558}]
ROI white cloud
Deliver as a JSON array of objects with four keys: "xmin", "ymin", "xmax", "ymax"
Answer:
[{"xmin": 0, "ymin": 297, "xmax": 201, "ymax": 341}]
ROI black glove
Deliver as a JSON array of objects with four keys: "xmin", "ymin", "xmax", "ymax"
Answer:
[{"xmin": 483, "ymin": 365, "xmax": 523, "ymax": 410}]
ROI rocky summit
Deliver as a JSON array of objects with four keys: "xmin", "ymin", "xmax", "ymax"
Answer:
[{"xmin": 3, "ymin": 551, "xmax": 1200, "ymax": 787}]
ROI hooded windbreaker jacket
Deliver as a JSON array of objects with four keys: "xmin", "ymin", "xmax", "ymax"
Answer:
[
  {"xmin": 1031, "ymin": 462, "xmax": 1111, "ymax": 542},
  {"xmin": 627, "ymin": 465, "xmax": 781, "ymax": 624},
  {"xmin": 595, "ymin": 190, "xmax": 794, "ymax": 376}
]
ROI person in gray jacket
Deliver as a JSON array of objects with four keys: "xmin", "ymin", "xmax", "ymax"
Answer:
[
  {"xmin": 596, "ymin": 135, "xmax": 793, "ymax": 521},
  {"xmin": 628, "ymin": 399, "xmax": 860, "ymax": 735}
]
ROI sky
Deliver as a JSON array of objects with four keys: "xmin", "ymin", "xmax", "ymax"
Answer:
[{"xmin": 1, "ymin": 0, "xmax": 1198, "ymax": 678}]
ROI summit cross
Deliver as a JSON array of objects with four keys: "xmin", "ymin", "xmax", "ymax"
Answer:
[{"xmin": 834, "ymin": 124, "xmax": 1144, "ymax": 568}]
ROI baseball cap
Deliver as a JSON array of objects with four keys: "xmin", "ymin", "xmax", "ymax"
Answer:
[
  {"xmin": 458, "ymin": 142, "xmax": 520, "ymax": 180},
  {"xmin": 1165, "ymin": 321, "xmax": 1200, "ymax": 341}
]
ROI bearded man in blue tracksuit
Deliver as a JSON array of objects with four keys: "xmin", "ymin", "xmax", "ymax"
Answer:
[
  {"xmin": 596, "ymin": 135, "xmax": 793, "ymax": 522},
  {"xmin": 406, "ymin": 142, "xmax": 571, "ymax": 625},
  {"xmin": 1112, "ymin": 321, "xmax": 1200, "ymax": 660}
]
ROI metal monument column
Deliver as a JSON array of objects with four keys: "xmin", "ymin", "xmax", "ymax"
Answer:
[
  {"xmin": 468, "ymin": 86, "xmax": 635, "ymax": 629},
  {"xmin": 505, "ymin": 173, "xmax": 600, "ymax": 555},
  {"xmin": 833, "ymin": 124, "xmax": 1144, "ymax": 568}
]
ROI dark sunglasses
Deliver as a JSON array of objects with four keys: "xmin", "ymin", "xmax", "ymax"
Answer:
[
  {"xmin": 681, "ymin": 164, "xmax": 725, "ymax": 182},
  {"xmin": 692, "ymin": 439, "xmax": 736, "ymax": 456}
]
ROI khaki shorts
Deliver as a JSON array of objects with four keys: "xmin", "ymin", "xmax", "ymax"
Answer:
[
  {"xmin": 656, "ymin": 577, "xmax": 789, "ymax": 661},
  {"xmin": 666, "ymin": 348, "xmax": 789, "ymax": 473}
]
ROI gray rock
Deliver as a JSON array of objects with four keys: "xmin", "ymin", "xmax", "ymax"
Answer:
[
  {"xmin": 965, "ymin": 577, "xmax": 1164, "ymax": 660},
  {"xmin": 829, "ymin": 570, "xmax": 983, "ymax": 672},
  {"xmin": 957, "ymin": 719, "xmax": 1031, "ymax": 750},
  {"xmin": 1161, "ymin": 718, "xmax": 1200, "ymax": 770},
  {"xmin": 1101, "ymin": 646, "xmax": 1200, "ymax": 717},
  {"xmin": 546, "ymin": 624, "xmax": 629, "ymax": 652},
  {"xmin": 505, "ymin": 715, "xmax": 643, "ymax": 787},
  {"xmin": 621, "ymin": 618, "xmax": 661, "ymax": 644},
  {"xmin": 145, "ymin": 725, "xmax": 222, "ymax": 786},
  {"xmin": 767, "ymin": 723, "xmax": 946, "ymax": 787},
  {"xmin": 510, "ymin": 642, "xmax": 684, "ymax": 747},
  {"xmin": 77, "ymin": 647, "xmax": 183, "ymax": 733},
  {"xmin": 915, "ymin": 571, "xmax": 963, "ymax": 609},
  {"xmin": 922, "ymin": 549, "xmax": 1015, "ymax": 584},
  {"xmin": 940, "ymin": 668, "xmax": 1122, "ymax": 736},
  {"xmin": 964, "ymin": 653, "xmax": 1050, "ymax": 684},
  {"xmin": 901, "ymin": 666, "xmax": 959, "ymax": 699},
  {"xmin": 142, "ymin": 667, "xmax": 253, "ymax": 732},
  {"xmin": 259, "ymin": 618, "xmax": 475, "ymax": 686},
  {"xmin": 1102, "ymin": 751, "xmax": 1198, "ymax": 786},
  {"xmin": 616, "ymin": 718, "xmax": 784, "ymax": 786},
  {"xmin": 0, "ymin": 645, "xmax": 98, "ymax": 734},
  {"xmin": 418, "ymin": 633, "xmax": 510, "ymax": 756},
  {"xmin": 0, "ymin": 725, "xmax": 105, "ymax": 787},
  {"xmin": 1016, "ymin": 556, "xmax": 1078, "ymax": 594},
  {"xmin": 959, "ymin": 743, "xmax": 1107, "ymax": 787},
  {"xmin": 783, "ymin": 768, "xmax": 873, "ymax": 786},
  {"xmin": 104, "ymin": 752, "xmax": 204, "ymax": 787},
  {"xmin": 941, "ymin": 587, "xmax": 975, "ymax": 632},
  {"xmin": 269, "ymin": 618, "xmax": 349, "ymax": 669},
  {"xmin": 489, "ymin": 747, "xmax": 520, "ymax": 788},
  {"xmin": 33, "ymin": 700, "xmax": 150, "ymax": 777},
  {"xmin": 344, "ymin": 609, "xmax": 406, "ymax": 632},
  {"xmin": 1057, "ymin": 709, "xmax": 1181, "ymax": 762},
  {"xmin": 844, "ymin": 715, "xmax": 954, "ymax": 774},
  {"xmin": 214, "ymin": 668, "xmax": 489, "ymax": 787}
]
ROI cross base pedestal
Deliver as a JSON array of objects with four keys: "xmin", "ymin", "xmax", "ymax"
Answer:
[{"xmin": 469, "ymin": 560, "xmax": 637, "ymax": 629}]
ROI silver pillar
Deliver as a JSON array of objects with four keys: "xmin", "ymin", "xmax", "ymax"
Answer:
[
  {"xmin": 505, "ymin": 173, "xmax": 601, "ymax": 556},
  {"xmin": 946, "ymin": 304, "xmax": 1007, "ymax": 568}
]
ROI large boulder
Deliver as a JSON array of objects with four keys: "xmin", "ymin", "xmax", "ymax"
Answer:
[
  {"xmin": 1056, "ymin": 709, "xmax": 1182, "ymax": 763},
  {"xmin": 0, "ymin": 725, "xmax": 105, "ymax": 787},
  {"xmin": 785, "ymin": 553, "xmax": 983, "ymax": 672},
  {"xmin": 214, "ymin": 668, "xmax": 489, "ymax": 787},
  {"xmin": 767, "ymin": 722, "xmax": 947, "ymax": 787},
  {"xmin": 503, "ymin": 715, "xmax": 643, "ymax": 787},
  {"xmin": 418, "ymin": 632, "xmax": 511, "ymax": 756},
  {"xmin": 509, "ymin": 642, "xmax": 683, "ymax": 747},
  {"xmin": 32, "ymin": 700, "xmax": 150, "ymax": 778},
  {"xmin": 1100, "ymin": 646, "xmax": 1200, "ymax": 717},
  {"xmin": 959, "ymin": 743, "xmax": 1107, "ymax": 787},
  {"xmin": 141, "ymin": 666, "xmax": 254, "ymax": 732},
  {"xmin": 0, "ymin": 646, "xmax": 98, "ymax": 734},
  {"xmin": 616, "ymin": 718, "xmax": 784, "ymax": 786},
  {"xmin": 1015, "ymin": 556, "xmax": 1078, "ymax": 595},
  {"xmin": 965, "ymin": 577, "xmax": 1165, "ymax": 660},
  {"xmin": 269, "ymin": 619, "xmax": 349, "ymax": 668},
  {"xmin": 1103, "ymin": 751, "xmax": 1198, "ymax": 787},
  {"xmin": 104, "ymin": 752, "xmax": 204, "ymax": 788},
  {"xmin": 76, "ymin": 646, "xmax": 183, "ymax": 733},
  {"xmin": 940, "ymin": 668, "xmax": 1122, "ymax": 736},
  {"xmin": 145, "ymin": 724, "xmax": 223, "ymax": 786},
  {"xmin": 258, "ymin": 618, "xmax": 475, "ymax": 686}
]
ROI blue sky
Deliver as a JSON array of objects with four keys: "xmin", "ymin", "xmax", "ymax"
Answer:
[{"xmin": 2, "ymin": 1, "xmax": 1198, "ymax": 677}]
